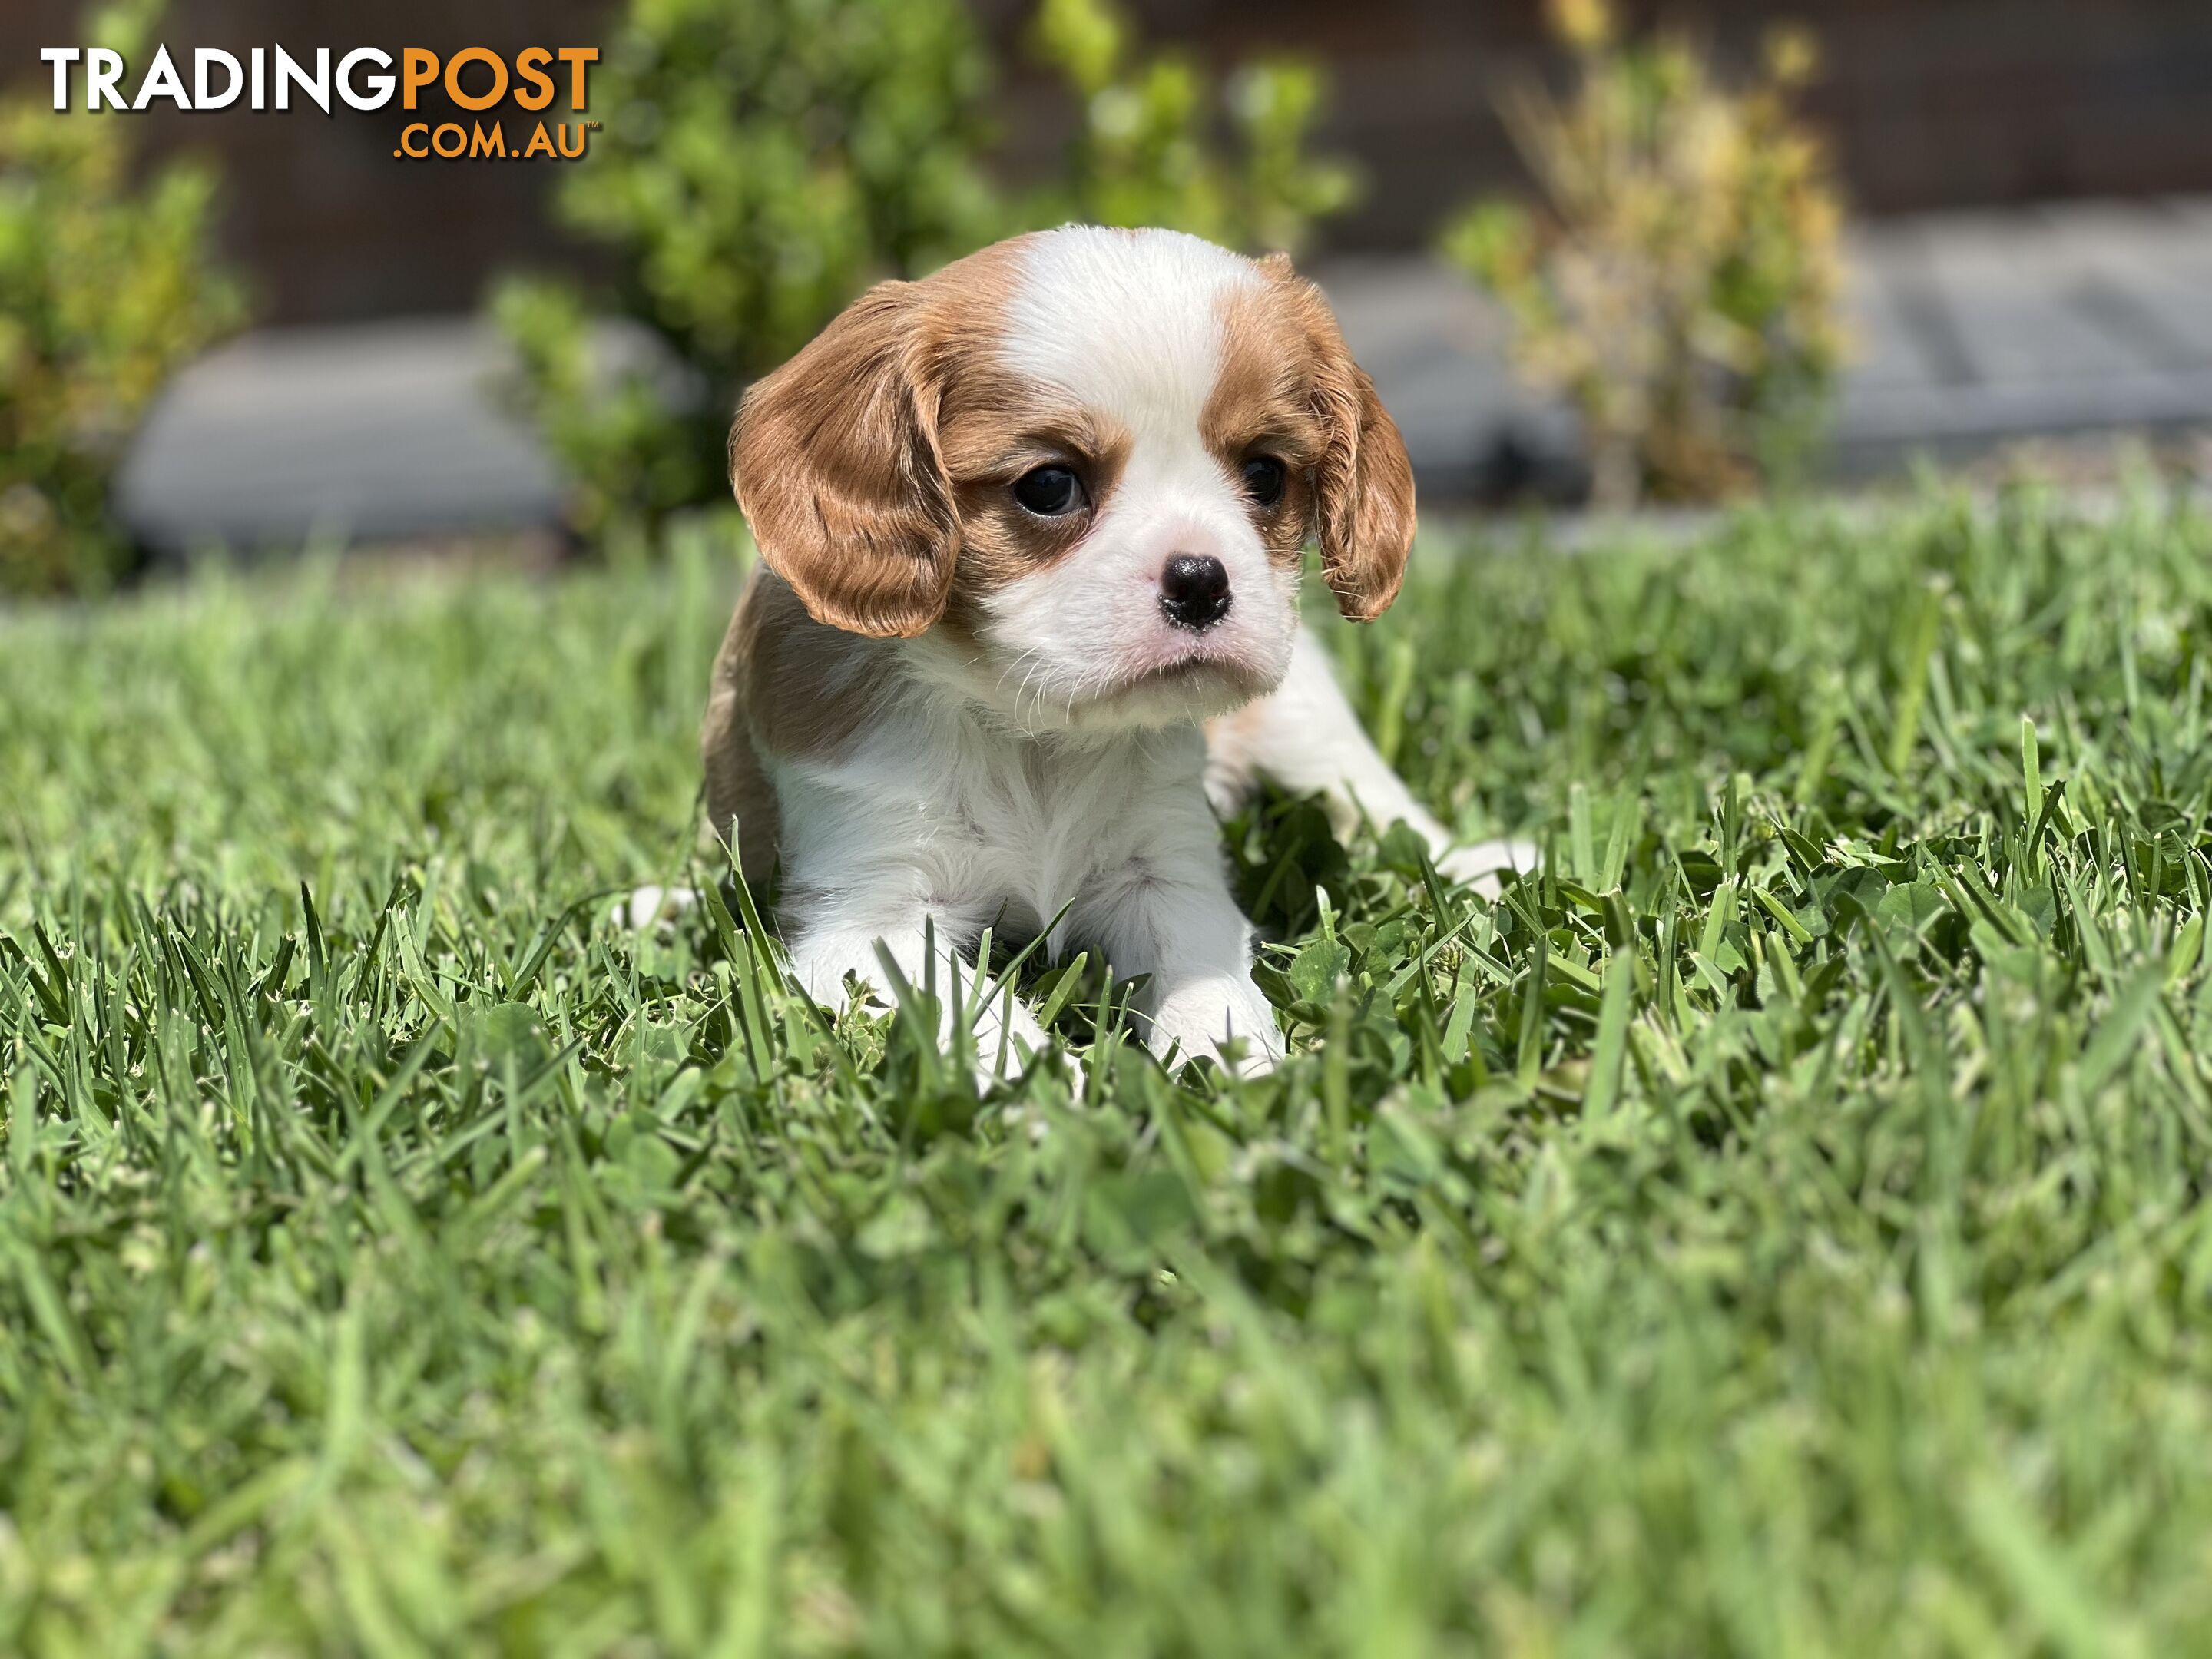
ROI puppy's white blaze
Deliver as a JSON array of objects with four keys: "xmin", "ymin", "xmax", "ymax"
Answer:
[
  {"xmin": 1001, "ymin": 227, "xmax": 1257, "ymax": 429},
  {"xmin": 973, "ymin": 227, "xmax": 1296, "ymax": 731}
]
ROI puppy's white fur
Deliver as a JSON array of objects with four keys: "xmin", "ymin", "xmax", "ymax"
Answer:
[{"xmin": 689, "ymin": 227, "xmax": 1532, "ymax": 1081}]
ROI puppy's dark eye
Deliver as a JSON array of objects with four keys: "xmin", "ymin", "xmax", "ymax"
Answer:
[
  {"xmin": 1013, "ymin": 465, "xmax": 1087, "ymax": 517},
  {"xmin": 1241, "ymin": 455, "xmax": 1286, "ymax": 507}
]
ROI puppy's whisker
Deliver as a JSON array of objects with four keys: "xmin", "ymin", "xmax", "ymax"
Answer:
[{"xmin": 992, "ymin": 645, "xmax": 1047, "ymax": 700}]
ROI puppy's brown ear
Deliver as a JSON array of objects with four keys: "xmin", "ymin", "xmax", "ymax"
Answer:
[
  {"xmin": 1270, "ymin": 261, "xmax": 1416, "ymax": 621},
  {"xmin": 729, "ymin": 280, "xmax": 958, "ymax": 638}
]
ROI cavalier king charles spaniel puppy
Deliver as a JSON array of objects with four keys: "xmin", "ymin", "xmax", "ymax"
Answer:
[{"xmin": 691, "ymin": 226, "xmax": 1528, "ymax": 1078}]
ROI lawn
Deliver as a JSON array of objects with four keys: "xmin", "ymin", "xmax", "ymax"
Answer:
[{"xmin": 6, "ymin": 493, "xmax": 2212, "ymax": 1654}]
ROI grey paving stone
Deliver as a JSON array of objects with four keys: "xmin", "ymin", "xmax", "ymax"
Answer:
[
  {"xmin": 117, "ymin": 320, "xmax": 559, "ymax": 555},
  {"xmin": 115, "ymin": 316, "xmax": 695, "ymax": 557},
  {"xmin": 1831, "ymin": 199, "xmax": 2212, "ymax": 472}
]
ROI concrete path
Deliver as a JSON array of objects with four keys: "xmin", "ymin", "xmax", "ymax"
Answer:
[
  {"xmin": 115, "ymin": 197, "xmax": 2212, "ymax": 555},
  {"xmin": 1324, "ymin": 196, "xmax": 2212, "ymax": 497}
]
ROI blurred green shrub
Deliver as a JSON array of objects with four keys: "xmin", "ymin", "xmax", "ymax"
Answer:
[
  {"xmin": 1030, "ymin": 0, "xmax": 1354, "ymax": 256},
  {"xmin": 1441, "ymin": 0, "xmax": 1844, "ymax": 508},
  {"xmin": 492, "ymin": 277, "xmax": 715, "ymax": 547},
  {"xmin": 497, "ymin": 0, "xmax": 1356, "ymax": 541},
  {"xmin": 0, "ymin": 0, "xmax": 243, "ymax": 594}
]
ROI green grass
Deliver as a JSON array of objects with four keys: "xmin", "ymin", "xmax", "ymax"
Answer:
[{"xmin": 8, "ymin": 492, "xmax": 2212, "ymax": 1654}]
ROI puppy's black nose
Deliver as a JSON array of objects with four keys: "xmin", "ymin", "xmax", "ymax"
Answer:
[{"xmin": 1159, "ymin": 555, "xmax": 1232, "ymax": 631}]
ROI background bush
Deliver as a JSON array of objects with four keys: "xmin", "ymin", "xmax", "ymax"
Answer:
[
  {"xmin": 0, "ymin": 0, "xmax": 243, "ymax": 595},
  {"xmin": 1441, "ymin": 0, "xmax": 1845, "ymax": 508},
  {"xmin": 1029, "ymin": 0, "xmax": 1354, "ymax": 257},
  {"xmin": 496, "ymin": 0, "xmax": 1357, "ymax": 541}
]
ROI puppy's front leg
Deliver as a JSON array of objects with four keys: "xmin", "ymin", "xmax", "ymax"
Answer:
[
  {"xmin": 1083, "ymin": 853, "xmax": 1284, "ymax": 1078},
  {"xmin": 1206, "ymin": 624, "xmax": 1536, "ymax": 897},
  {"xmin": 784, "ymin": 901, "xmax": 1050, "ymax": 1083}
]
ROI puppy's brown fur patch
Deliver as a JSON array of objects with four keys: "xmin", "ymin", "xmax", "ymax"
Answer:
[
  {"xmin": 729, "ymin": 239, "xmax": 1029, "ymax": 641},
  {"xmin": 1248, "ymin": 253, "xmax": 1416, "ymax": 621},
  {"xmin": 703, "ymin": 568, "xmax": 905, "ymax": 879},
  {"xmin": 1204, "ymin": 281, "xmax": 1332, "ymax": 572}
]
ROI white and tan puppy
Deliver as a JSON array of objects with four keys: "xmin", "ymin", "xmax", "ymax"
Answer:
[{"xmin": 700, "ymin": 226, "xmax": 1526, "ymax": 1078}]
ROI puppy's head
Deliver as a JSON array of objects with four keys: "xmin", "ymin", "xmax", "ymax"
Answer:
[{"xmin": 730, "ymin": 227, "xmax": 1414, "ymax": 730}]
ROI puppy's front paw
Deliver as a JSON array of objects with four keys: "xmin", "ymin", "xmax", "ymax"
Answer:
[
  {"xmin": 1147, "ymin": 978, "xmax": 1286, "ymax": 1080},
  {"xmin": 1438, "ymin": 838, "xmax": 1539, "ymax": 899}
]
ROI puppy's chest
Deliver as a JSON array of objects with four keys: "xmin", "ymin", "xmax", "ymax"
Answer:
[
  {"xmin": 945, "ymin": 734, "xmax": 1189, "ymax": 867},
  {"xmin": 833, "ymin": 719, "xmax": 1207, "ymax": 900}
]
